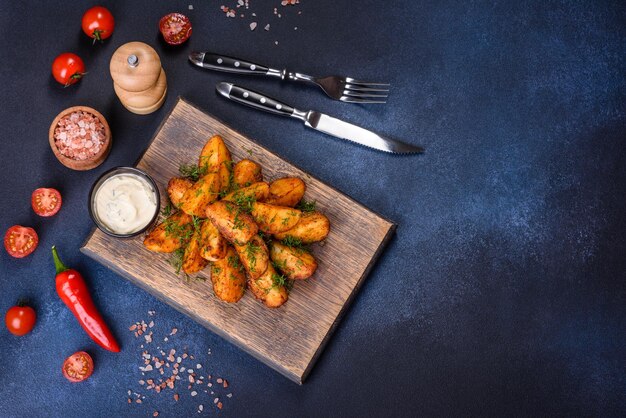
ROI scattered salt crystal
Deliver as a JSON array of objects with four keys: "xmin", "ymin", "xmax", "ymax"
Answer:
[
  {"xmin": 191, "ymin": 391, "xmax": 198, "ymax": 397},
  {"xmin": 264, "ymin": 24, "xmax": 270, "ymax": 31},
  {"xmin": 199, "ymin": 405, "xmax": 204, "ymax": 411},
  {"xmin": 196, "ymin": 364, "xmax": 202, "ymax": 369},
  {"xmin": 227, "ymin": 393, "xmax": 232, "ymax": 398},
  {"xmin": 148, "ymin": 321, "xmax": 154, "ymax": 328},
  {"xmin": 250, "ymin": 22, "xmax": 257, "ymax": 31},
  {"xmin": 188, "ymin": 4, "xmax": 193, "ymax": 10},
  {"xmin": 164, "ymin": 337, "xmax": 169, "ymax": 342}
]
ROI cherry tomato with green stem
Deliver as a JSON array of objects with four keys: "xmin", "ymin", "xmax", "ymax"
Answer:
[
  {"xmin": 82, "ymin": 6, "xmax": 115, "ymax": 43},
  {"xmin": 51, "ymin": 53, "xmax": 85, "ymax": 87}
]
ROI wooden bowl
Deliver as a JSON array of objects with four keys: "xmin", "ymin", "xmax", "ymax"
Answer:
[{"xmin": 49, "ymin": 106, "xmax": 112, "ymax": 171}]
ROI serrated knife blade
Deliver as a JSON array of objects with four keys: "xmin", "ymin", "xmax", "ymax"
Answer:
[{"xmin": 215, "ymin": 82, "xmax": 423, "ymax": 155}]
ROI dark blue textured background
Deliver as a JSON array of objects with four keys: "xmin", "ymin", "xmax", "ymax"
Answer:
[{"xmin": 1, "ymin": 0, "xmax": 625, "ymax": 416}]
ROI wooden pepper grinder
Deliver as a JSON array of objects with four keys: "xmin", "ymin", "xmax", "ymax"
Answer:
[{"xmin": 110, "ymin": 42, "xmax": 167, "ymax": 115}]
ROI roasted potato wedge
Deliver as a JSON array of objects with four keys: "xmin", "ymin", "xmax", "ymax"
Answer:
[
  {"xmin": 234, "ymin": 235, "xmax": 269, "ymax": 280},
  {"xmin": 198, "ymin": 219, "xmax": 227, "ymax": 261},
  {"xmin": 269, "ymin": 240, "xmax": 317, "ymax": 280},
  {"xmin": 222, "ymin": 182, "xmax": 269, "ymax": 205},
  {"xmin": 143, "ymin": 211, "xmax": 193, "ymax": 253},
  {"xmin": 250, "ymin": 202, "xmax": 301, "ymax": 234},
  {"xmin": 247, "ymin": 264, "xmax": 288, "ymax": 308},
  {"xmin": 198, "ymin": 135, "xmax": 232, "ymax": 193},
  {"xmin": 205, "ymin": 201, "xmax": 258, "ymax": 245},
  {"xmin": 273, "ymin": 211, "xmax": 330, "ymax": 244},
  {"xmin": 167, "ymin": 177, "xmax": 193, "ymax": 208},
  {"xmin": 232, "ymin": 159, "xmax": 262, "ymax": 188},
  {"xmin": 182, "ymin": 229, "xmax": 210, "ymax": 274},
  {"xmin": 179, "ymin": 172, "xmax": 220, "ymax": 217},
  {"xmin": 211, "ymin": 246, "xmax": 246, "ymax": 303},
  {"xmin": 265, "ymin": 177, "xmax": 306, "ymax": 207}
]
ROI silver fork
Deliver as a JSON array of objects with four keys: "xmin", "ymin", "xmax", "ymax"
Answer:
[{"xmin": 189, "ymin": 52, "xmax": 389, "ymax": 104}]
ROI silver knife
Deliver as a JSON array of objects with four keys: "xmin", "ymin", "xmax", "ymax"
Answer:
[{"xmin": 215, "ymin": 83, "xmax": 423, "ymax": 154}]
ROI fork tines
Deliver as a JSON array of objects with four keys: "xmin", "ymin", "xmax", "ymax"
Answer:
[{"xmin": 341, "ymin": 78, "xmax": 390, "ymax": 104}]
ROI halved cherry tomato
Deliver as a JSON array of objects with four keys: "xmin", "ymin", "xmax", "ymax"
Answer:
[
  {"xmin": 159, "ymin": 13, "xmax": 192, "ymax": 45},
  {"xmin": 4, "ymin": 226, "xmax": 38, "ymax": 258},
  {"xmin": 5, "ymin": 304, "xmax": 36, "ymax": 336},
  {"xmin": 51, "ymin": 53, "xmax": 85, "ymax": 87},
  {"xmin": 62, "ymin": 351, "xmax": 94, "ymax": 382},
  {"xmin": 82, "ymin": 6, "xmax": 115, "ymax": 42},
  {"xmin": 32, "ymin": 188, "xmax": 62, "ymax": 217}
]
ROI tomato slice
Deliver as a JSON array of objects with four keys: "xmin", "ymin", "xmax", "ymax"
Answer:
[
  {"xmin": 159, "ymin": 13, "xmax": 192, "ymax": 45},
  {"xmin": 4, "ymin": 226, "xmax": 38, "ymax": 258},
  {"xmin": 32, "ymin": 188, "xmax": 62, "ymax": 217},
  {"xmin": 62, "ymin": 351, "xmax": 94, "ymax": 382}
]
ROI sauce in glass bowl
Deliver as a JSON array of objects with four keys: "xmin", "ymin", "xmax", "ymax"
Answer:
[{"xmin": 89, "ymin": 167, "xmax": 160, "ymax": 237}]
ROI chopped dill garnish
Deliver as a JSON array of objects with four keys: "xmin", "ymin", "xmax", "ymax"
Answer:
[
  {"xmin": 191, "ymin": 215, "xmax": 203, "ymax": 232},
  {"xmin": 271, "ymin": 272, "xmax": 294, "ymax": 291},
  {"xmin": 231, "ymin": 191, "xmax": 256, "ymax": 213},
  {"xmin": 179, "ymin": 163, "xmax": 206, "ymax": 181},
  {"xmin": 164, "ymin": 216, "xmax": 193, "ymax": 245},
  {"xmin": 245, "ymin": 240, "xmax": 260, "ymax": 272},
  {"xmin": 160, "ymin": 202, "xmax": 173, "ymax": 218},
  {"xmin": 271, "ymin": 259, "xmax": 288, "ymax": 272},
  {"xmin": 281, "ymin": 236, "xmax": 304, "ymax": 248},
  {"xmin": 296, "ymin": 200, "xmax": 317, "ymax": 213},
  {"xmin": 227, "ymin": 254, "xmax": 243, "ymax": 271},
  {"xmin": 168, "ymin": 248, "xmax": 185, "ymax": 274},
  {"xmin": 258, "ymin": 231, "xmax": 271, "ymax": 243},
  {"xmin": 281, "ymin": 236, "xmax": 309, "ymax": 254}
]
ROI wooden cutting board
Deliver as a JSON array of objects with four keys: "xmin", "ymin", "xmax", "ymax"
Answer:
[{"xmin": 81, "ymin": 98, "xmax": 396, "ymax": 383}]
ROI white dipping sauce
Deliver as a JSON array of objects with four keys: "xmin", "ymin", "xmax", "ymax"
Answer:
[{"xmin": 94, "ymin": 174, "xmax": 157, "ymax": 234}]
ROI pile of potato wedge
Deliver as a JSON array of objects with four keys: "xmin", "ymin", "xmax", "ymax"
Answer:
[{"xmin": 143, "ymin": 135, "xmax": 330, "ymax": 308}]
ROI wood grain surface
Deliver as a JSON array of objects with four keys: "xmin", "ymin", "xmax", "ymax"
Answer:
[{"xmin": 81, "ymin": 98, "xmax": 396, "ymax": 383}]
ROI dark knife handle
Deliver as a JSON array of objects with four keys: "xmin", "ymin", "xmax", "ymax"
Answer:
[
  {"xmin": 197, "ymin": 53, "xmax": 280, "ymax": 76},
  {"xmin": 216, "ymin": 82, "xmax": 298, "ymax": 118}
]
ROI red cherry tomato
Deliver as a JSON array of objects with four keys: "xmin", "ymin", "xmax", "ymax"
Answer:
[
  {"xmin": 4, "ymin": 226, "xmax": 38, "ymax": 258},
  {"xmin": 32, "ymin": 188, "xmax": 62, "ymax": 217},
  {"xmin": 82, "ymin": 6, "xmax": 115, "ymax": 42},
  {"xmin": 51, "ymin": 53, "xmax": 85, "ymax": 87},
  {"xmin": 159, "ymin": 13, "xmax": 192, "ymax": 45},
  {"xmin": 62, "ymin": 351, "xmax": 94, "ymax": 382},
  {"xmin": 5, "ymin": 305, "xmax": 36, "ymax": 336}
]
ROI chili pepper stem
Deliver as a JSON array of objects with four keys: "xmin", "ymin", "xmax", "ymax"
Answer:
[{"xmin": 52, "ymin": 246, "xmax": 69, "ymax": 274}]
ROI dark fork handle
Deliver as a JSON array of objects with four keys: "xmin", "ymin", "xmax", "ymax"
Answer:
[{"xmin": 196, "ymin": 53, "xmax": 282, "ymax": 77}]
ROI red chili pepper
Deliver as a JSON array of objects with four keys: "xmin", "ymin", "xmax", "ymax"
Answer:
[{"xmin": 52, "ymin": 246, "xmax": 120, "ymax": 352}]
